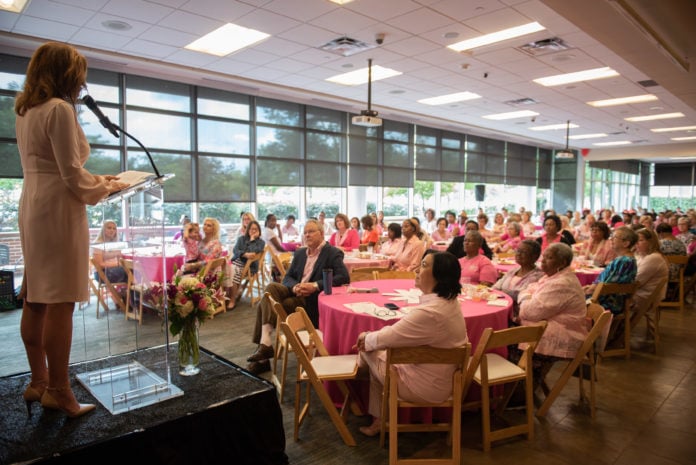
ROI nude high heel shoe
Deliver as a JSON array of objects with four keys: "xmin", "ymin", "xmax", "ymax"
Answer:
[
  {"xmin": 23, "ymin": 382, "xmax": 47, "ymax": 417},
  {"xmin": 41, "ymin": 387, "xmax": 96, "ymax": 418}
]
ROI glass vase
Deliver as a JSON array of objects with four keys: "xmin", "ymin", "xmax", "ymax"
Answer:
[{"xmin": 178, "ymin": 319, "xmax": 200, "ymax": 376}]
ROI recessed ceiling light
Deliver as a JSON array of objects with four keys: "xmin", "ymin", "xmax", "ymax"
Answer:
[
  {"xmin": 587, "ymin": 94, "xmax": 658, "ymax": 107},
  {"xmin": 593, "ymin": 141, "xmax": 632, "ymax": 146},
  {"xmin": 533, "ymin": 67, "xmax": 619, "ymax": 86},
  {"xmin": 671, "ymin": 136, "xmax": 696, "ymax": 141},
  {"xmin": 102, "ymin": 20, "xmax": 132, "ymax": 31},
  {"xmin": 624, "ymin": 112, "xmax": 684, "ymax": 122},
  {"xmin": 0, "ymin": 0, "xmax": 27, "ymax": 13},
  {"xmin": 327, "ymin": 65, "xmax": 402, "ymax": 85},
  {"xmin": 328, "ymin": 0, "xmax": 354, "ymax": 4},
  {"xmin": 482, "ymin": 110, "xmax": 539, "ymax": 120},
  {"xmin": 447, "ymin": 22, "xmax": 545, "ymax": 52},
  {"xmin": 185, "ymin": 23, "xmax": 270, "ymax": 57},
  {"xmin": 529, "ymin": 123, "xmax": 580, "ymax": 131},
  {"xmin": 568, "ymin": 133, "xmax": 608, "ymax": 140},
  {"xmin": 418, "ymin": 91, "xmax": 481, "ymax": 105},
  {"xmin": 650, "ymin": 125, "xmax": 696, "ymax": 133}
]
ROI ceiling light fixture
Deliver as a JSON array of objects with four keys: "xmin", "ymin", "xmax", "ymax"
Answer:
[
  {"xmin": 624, "ymin": 112, "xmax": 684, "ymax": 122},
  {"xmin": 329, "ymin": 0, "xmax": 354, "ymax": 4},
  {"xmin": 327, "ymin": 64, "xmax": 401, "ymax": 86},
  {"xmin": 185, "ymin": 23, "xmax": 270, "ymax": 57},
  {"xmin": 482, "ymin": 110, "xmax": 539, "ymax": 120},
  {"xmin": 650, "ymin": 125, "xmax": 696, "ymax": 133},
  {"xmin": 447, "ymin": 22, "xmax": 545, "ymax": 52},
  {"xmin": 418, "ymin": 91, "xmax": 481, "ymax": 105},
  {"xmin": 593, "ymin": 141, "xmax": 632, "ymax": 146},
  {"xmin": 555, "ymin": 120, "xmax": 575, "ymax": 159},
  {"xmin": 352, "ymin": 58, "xmax": 382, "ymax": 127},
  {"xmin": 568, "ymin": 133, "xmax": 608, "ymax": 140},
  {"xmin": 533, "ymin": 67, "xmax": 619, "ymax": 86},
  {"xmin": 0, "ymin": 0, "xmax": 27, "ymax": 13},
  {"xmin": 671, "ymin": 136, "xmax": 696, "ymax": 141},
  {"xmin": 587, "ymin": 94, "xmax": 658, "ymax": 107},
  {"xmin": 530, "ymin": 122, "xmax": 580, "ymax": 131}
]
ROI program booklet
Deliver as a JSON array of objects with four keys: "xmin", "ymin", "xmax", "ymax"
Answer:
[{"xmin": 105, "ymin": 170, "xmax": 158, "ymax": 201}]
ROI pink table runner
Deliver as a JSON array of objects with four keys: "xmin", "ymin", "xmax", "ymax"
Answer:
[{"xmin": 122, "ymin": 251, "xmax": 185, "ymax": 283}]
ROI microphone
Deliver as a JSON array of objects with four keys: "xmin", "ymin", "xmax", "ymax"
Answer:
[{"xmin": 82, "ymin": 95, "xmax": 119, "ymax": 139}]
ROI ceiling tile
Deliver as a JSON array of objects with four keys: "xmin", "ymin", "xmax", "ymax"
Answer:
[
  {"xmin": 24, "ymin": 0, "xmax": 95, "ymax": 26},
  {"xmin": 71, "ymin": 27, "xmax": 132, "ymax": 50},
  {"xmin": 389, "ymin": 7, "xmax": 453, "ymax": 35},
  {"xmin": 156, "ymin": 11, "xmax": 223, "ymax": 35},
  {"xmin": 101, "ymin": 0, "xmax": 173, "ymax": 23},
  {"xmin": 179, "ymin": 0, "xmax": 255, "ymax": 22},
  {"xmin": 13, "ymin": 16, "xmax": 79, "ymax": 41}
]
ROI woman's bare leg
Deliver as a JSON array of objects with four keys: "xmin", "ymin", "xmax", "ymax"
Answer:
[{"xmin": 20, "ymin": 301, "xmax": 49, "ymax": 386}]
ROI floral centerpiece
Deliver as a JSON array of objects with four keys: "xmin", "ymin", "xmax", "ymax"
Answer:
[{"xmin": 146, "ymin": 267, "xmax": 226, "ymax": 375}]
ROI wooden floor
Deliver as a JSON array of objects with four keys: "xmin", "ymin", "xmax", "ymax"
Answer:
[{"xmin": 1, "ymin": 293, "xmax": 695, "ymax": 465}]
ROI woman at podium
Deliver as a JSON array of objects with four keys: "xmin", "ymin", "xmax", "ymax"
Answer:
[{"xmin": 15, "ymin": 42, "xmax": 127, "ymax": 418}]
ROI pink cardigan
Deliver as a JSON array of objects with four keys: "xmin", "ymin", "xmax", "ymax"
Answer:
[
  {"xmin": 518, "ymin": 267, "xmax": 588, "ymax": 358},
  {"xmin": 329, "ymin": 228, "xmax": 360, "ymax": 251}
]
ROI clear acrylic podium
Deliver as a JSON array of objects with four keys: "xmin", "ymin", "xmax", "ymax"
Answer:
[{"xmin": 77, "ymin": 175, "xmax": 184, "ymax": 414}]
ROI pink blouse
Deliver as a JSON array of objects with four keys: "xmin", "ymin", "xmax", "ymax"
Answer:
[
  {"xmin": 329, "ymin": 228, "xmax": 360, "ymax": 251},
  {"xmin": 458, "ymin": 255, "xmax": 498, "ymax": 285}
]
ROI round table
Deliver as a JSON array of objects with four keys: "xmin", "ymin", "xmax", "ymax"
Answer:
[
  {"xmin": 122, "ymin": 247, "xmax": 185, "ymax": 283},
  {"xmin": 318, "ymin": 279, "xmax": 512, "ymax": 410},
  {"xmin": 343, "ymin": 256, "xmax": 390, "ymax": 273}
]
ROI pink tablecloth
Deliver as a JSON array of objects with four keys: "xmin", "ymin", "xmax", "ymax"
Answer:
[
  {"xmin": 318, "ymin": 279, "xmax": 512, "ymax": 411},
  {"xmin": 343, "ymin": 256, "xmax": 390, "ymax": 273},
  {"xmin": 430, "ymin": 243, "xmax": 449, "ymax": 252},
  {"xmin": 122, "ymin": 252, "xmax": 185, "ymax": 283},
  {"xmin": 282, "ymin": 241, "xmax": 300, "ymax": 252}
]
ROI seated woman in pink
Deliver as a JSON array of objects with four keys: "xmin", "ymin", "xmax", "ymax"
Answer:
[
  {"xmin": 379, "ymin": 223, "xmax": 403, "ymax": 256},
  {"xmin": 329, "ymin": 213, "xmax": 359, "ymax": 251},
  {"xmin": 493, "ymin": 222, "xmax": 523, "ymax": 253},
  {"xmin": 458, "ymin": 231, "xmax": 498, "ymax": 286},
  {"xmin": 182, "ymin": 221, "xmax": 201, "ymax": 262},
  {"xmin": 579, "ymin": 221, "xmax": 615, "ymax": 266},
  {"xmin": 430, "ymin": 217, "xmax": 451, "ymax": 242},
  {"xmin": 390, "ymin": 219, "xmax": 425, "ymax": 272}
]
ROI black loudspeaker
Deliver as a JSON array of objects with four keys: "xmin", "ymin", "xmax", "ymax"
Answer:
[{"xmin": 474, "ymin": 184, "xmax": 486, "ymax": 202}]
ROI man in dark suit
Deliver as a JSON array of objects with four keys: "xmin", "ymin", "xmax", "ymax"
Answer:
[{"xmin": 247, "ymin": 219, "xmax": 349, "ymax": 374}]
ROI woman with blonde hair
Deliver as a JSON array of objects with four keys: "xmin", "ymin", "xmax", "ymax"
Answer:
[
  {"xmin": 633, "ymin": 228, "xmax": 669, "ymax": 314},
  {"xmin": 16, "ymin": 42, "xmax": 127, "ymax": 418},
  {"xmin": 92, "ymin": 220, "xmax": 128, "ymax": 284}
]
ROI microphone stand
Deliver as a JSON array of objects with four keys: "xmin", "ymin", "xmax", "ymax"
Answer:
[{"xmin": 110, "ymin": 123, "xmax": 162, "ymax": 179}]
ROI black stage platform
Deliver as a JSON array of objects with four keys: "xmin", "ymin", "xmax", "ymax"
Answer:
[{"xmin": 0, "ymin": 346, "xmax": 288, "ymax": 465}]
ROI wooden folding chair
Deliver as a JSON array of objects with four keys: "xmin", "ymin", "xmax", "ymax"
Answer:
[
  {"xmin": 379, "ymin": 344, "xmax": 471, "ymax": 465},
  {"xmin": 349, "ymin": 270, "xmax": 378, "ymax": 282},
  {"xmin": 659, "ymin": 255, "xmax": 688, "ymax": 313},
  {"xmin": 638, "ymin": 277, "xmax": 669, "ymax": 353},
  {"xmin": 90, "ymin": 257, "xmax": 127, "ymax": 315},
  {"xmin": 590, "ymin": 282, "xmax": 638, "ymax": 359},
  {"xmin": 266, "ymin": 293, "xmax": 323, "ymax": 402},
  {"xmin": 120, "ymin": 258, "xmax": 148, "ymax": 324},
  {"xmin": 536, "ymin": 304, "xmax": 613, "ymax": 418},
  {"xmin": 239, "ymin": 253, "xmax": 265, "ymax": 306},
  {"xmin": 269, "ymin": 251, "xmax": 293, "ymax": 282},
  {"xmin": 463, "ymin": 322, "xmax": 547, "ymax": 452},
  {"xmin": 88, "ymin": 258, "xmax": 109, "ymax": 318},
  {"xmin": 280, "ymin": 307, "xmax": 360, "ymax": 446},
  {"xmin": 374, "ymin": 270, "xmax": 416, "ymax": 280}
]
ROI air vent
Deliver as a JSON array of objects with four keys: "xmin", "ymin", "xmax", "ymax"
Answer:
[
  {"xmin": 503, "ymin": 97, "xmax": 539, "ymax": 106},
  {"xmin": 638, "ymin": 79, "xmax": 659, "ymax": 87},
  {"xmin": 319, "ymin": 36, "xmax": 376, "ymax": 57},
  {"xmin": 518, "ymin": 37, "xmax": 570, "ymax": 56}
]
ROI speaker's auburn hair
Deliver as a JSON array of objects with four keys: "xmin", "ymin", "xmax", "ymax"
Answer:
[{"xmin": 15, "ymin": 42, "xmax": 87, "ymax": 116}]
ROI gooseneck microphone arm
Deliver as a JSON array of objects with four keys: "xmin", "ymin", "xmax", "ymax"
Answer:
[{"xmin": 81, "ymin": 95, "xmax": 161, "ymax": 179}]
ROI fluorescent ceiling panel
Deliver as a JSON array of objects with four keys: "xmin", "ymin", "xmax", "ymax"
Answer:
[
  {"xmin": 529, "ymin": 123, "xmax": 579, "ymax": 131},
  {"xmin": 447, "ymin": 22, "xmax": 545, "ymax": 52},
  {"xmin": 418, "ymin": 92, "xmax": 481, "ymax": 105},
  {"xmin": 671, "ymin": 136, "xmax": 696, "ymax": 141},
  {"xmin": 593, "ymin": 141, "xmax": 632, "ymax": 146},
  {"xmin": 185, "ymin": 24, "xmax": 270, "ymax": 57},
  {"xmin": 624, "ymin": 112, "xmax": 684, "ymax": 122},
  {"xmin": 327, "ymin": 65, "xmax": 402, "ymax": 85},
  {"xmin": 0, "ymin": 0, "xmax": 28, "ymax": 13},
  {"xmin": 587, "ymin": 94, "xmax": 658, "ymax": 107},
  {"xmin": 482, "ymin": 110, "xmax": 539, "ymax": 120},
  {"xmin": 650, "ymin": 125, "xmax": 696, "ymax": 132},
  {"xmin": 568, "ymin": 133, "xmax": 608, "ymax": 139},
  {"xmin": 533, "ymin": 67, "xmax": 619, "ymax": 86}
]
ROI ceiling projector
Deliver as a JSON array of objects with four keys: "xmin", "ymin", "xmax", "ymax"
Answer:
[{"xmin": 352, "ymin": 109, "xmax": 382, "ymax": 127}]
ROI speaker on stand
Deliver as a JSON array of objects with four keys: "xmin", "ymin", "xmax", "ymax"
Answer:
[{"xmin": 474, "ymin": 184, "xmax": 486, "ymax": 202}]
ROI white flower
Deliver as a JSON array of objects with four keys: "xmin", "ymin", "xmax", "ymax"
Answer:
[{"xmin": 179, "ymin": 276, "xmax": 200, "ymax": 290}]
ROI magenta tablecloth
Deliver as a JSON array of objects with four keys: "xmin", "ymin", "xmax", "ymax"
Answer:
[
  {"xmin": 122, "ymin": 253, "xmax": 185, "ymax": 283},
  {"xmin": 281, "ymin": 241, "xmax": 300, "ymax": 252},
  {"xmin": 318, "ymin": 279, "xmax": 512, "ymax": 411}
]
